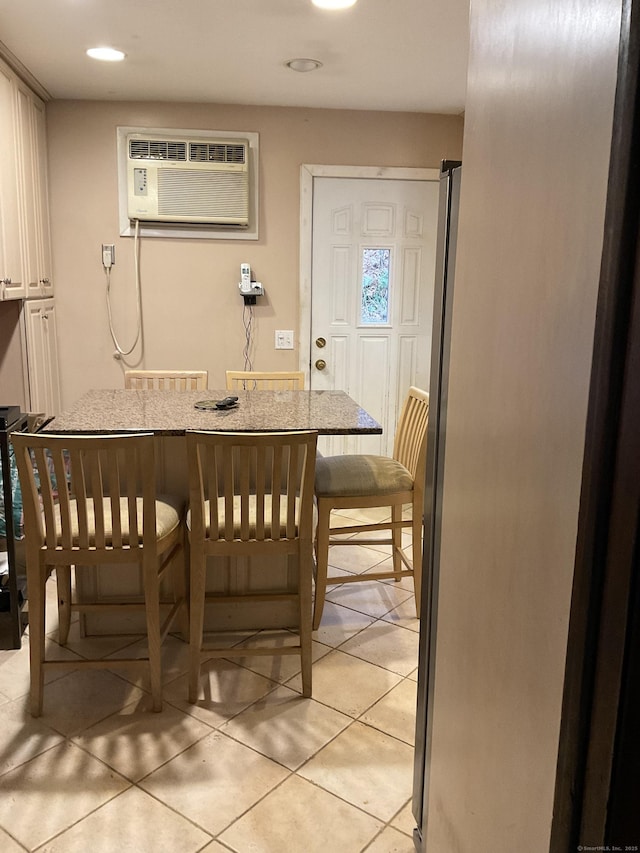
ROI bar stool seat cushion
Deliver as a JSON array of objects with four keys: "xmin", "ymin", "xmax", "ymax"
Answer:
[
  {"xmin": 52, "ymin": 495, "xmax": 182, "ymax": 545},
  {"xmin": 187, "ymin": 496, "xmax": 301, "ymax": 539},
  {"xmin": 315, "ymin": 455, "xmax": 413, "ymax": 498}
]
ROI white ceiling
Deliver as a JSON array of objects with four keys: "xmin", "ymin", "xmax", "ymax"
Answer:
[{"xmin": 0, "ymin": 0, "xmax": 469, "ymax": 114}]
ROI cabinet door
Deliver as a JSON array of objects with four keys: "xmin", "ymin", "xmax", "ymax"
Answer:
[
  {"xmin": 0, "ymin": 64, "xmax": 25, "ymax": 299},
  {"xmin": 31, "ymin": 96, "xmax": 53, "ymax": 297},
  {"xmin": 16, "ymin": 84, "xmax": 52, "ymax": 298},
  {"xmin": 23, "ymin": 298, "xmax": 61, "ymax": 415}
]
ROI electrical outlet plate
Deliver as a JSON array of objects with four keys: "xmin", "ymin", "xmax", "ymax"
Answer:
[
  {"xmin": 275, "ymin": 330, "xmax": 294, "ymax": 349},
  {"xmin": 101, "ymin": 243, "xmax": 115, "ymax": 267}
]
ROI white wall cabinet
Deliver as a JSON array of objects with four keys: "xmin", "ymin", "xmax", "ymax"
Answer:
[
  {"xmin": 0, "ymin": 58, "xmax": 60, "ymax": 417},
  {"xmin": 0, "ymin": 58, "xmax": 53, "ymax": 302},
  {"xmin": 16, "ymin": 81, "xmax": 53, "ymax": 299},
  {"xmin": 0, "ymin": 64, "xmax": 26, "ymax": 301},
  {"xmin": 23, "ymin": 298, "xmax": 60, "ymax": 415}
]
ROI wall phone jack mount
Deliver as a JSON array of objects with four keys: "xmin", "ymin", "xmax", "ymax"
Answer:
[
  {"xmin": 238, "ymin": 281, "xmax": 264, "ymax": 305},
  {"xmin": 102, "ymin": 244, "xmax": 115, "ymax": 269}
]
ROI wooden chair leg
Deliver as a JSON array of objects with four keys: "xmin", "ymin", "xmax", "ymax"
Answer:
[
  {"xmin": 56, "ymin": 566, "xmax": 72, "ymax": 645},
  {"xmin": 173, "ymin": 532, "xmax": 189, "ymax": 641},
  {"xmin": 299, "ymin": 545, "xmax": 313, "ymax": 697},
  {"xmin": 188, "ymin": 550, "xmax": 207, "ymax": 703},
  {"xmin": 391, "ymin": 503, "xmax": 403, "ymax": 579},
  {"xmin": 312, "ymin": 499, "xmax": 331, "ymax": 631},
  {"xmin": 28, "ymin": 562, "xmax": 46, "ymax": 717},
  {"xmin": 412, "ymin": 506, "xmax": 423, "ymax": 614},
  {"xmin": 142, "ymin": 555, "xmax": 163, "ymax": 712}
]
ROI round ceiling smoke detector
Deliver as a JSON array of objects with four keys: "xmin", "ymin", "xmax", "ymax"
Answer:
[{"xmin": 286, "ymin": 58, "xmax": 323, "ymax": 73}]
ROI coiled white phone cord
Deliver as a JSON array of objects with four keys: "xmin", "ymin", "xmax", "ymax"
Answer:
[
  {"xmin": 243, "ymin": 302, "xmax": 254, "ymax": 372},
  {"xmin": 106, "ymin": 219, "xmax": 142, "ymax": 357}
]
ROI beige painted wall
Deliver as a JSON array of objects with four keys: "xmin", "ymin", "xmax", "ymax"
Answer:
[
  {"xmin": 45, "ymin": 101, "xmax": 463, "ymax": 408},
  {"xmin": 422, "ymin": 1, "xmax": 622, "ymax": 851}
]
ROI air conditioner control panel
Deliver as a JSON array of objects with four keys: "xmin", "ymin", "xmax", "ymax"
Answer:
[{"xmin": 133, "ymin": 168, "xmax": 148, "ymax": 197}]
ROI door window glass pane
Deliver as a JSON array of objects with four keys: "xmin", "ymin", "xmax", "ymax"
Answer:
[{"xmin": 361, "ymin": 248, "xmax": 390, "ymax": 324}]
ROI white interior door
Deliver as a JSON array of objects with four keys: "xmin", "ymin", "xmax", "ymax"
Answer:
[{"xmin": 310, "ymin": 175, "xmax": 439, "ymax": 456}]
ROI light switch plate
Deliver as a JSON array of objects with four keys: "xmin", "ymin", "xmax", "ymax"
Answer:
[{"xmin": 275, "ymin": 330, "xmax": 294, "ymax": 349}]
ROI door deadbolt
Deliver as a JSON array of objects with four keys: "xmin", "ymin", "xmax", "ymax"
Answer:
[
  {"xmin": 315, "ymin": 359, "xmax": 327, "ymax": 371},
  {"xmin": 315, "ymin": 337, "xmax": 326, "ymax": 348}
]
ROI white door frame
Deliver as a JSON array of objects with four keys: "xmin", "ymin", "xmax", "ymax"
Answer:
[{"xmin": 298, "ymin": 164, "xmax": 440, "ymax": 384}]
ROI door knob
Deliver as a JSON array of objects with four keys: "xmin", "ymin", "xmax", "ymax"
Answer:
[
  {"xmin": 315, "ymin": 359, "xmax": 327, "ymax": 371},
  {"xmin": 315, "ymin": 337, "xmax": 326, "ymax": 348}
]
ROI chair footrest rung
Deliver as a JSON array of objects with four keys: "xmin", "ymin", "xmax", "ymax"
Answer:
[
  {"xmin": 70, "ymin": 600, "xmax": 177, "ymax": 613},
  {"xmin": 203, "ymin": 593, "xmax": 298, "ymax": 605},
  {"xmin": 43, "ymin": 657, "xmax": 148, "ymax": 670},
  {"xmin": 327, "ymin": 568, "xmax": 413, "ymax": 584},
  {"xmin": 200, "ymin": 645, "xmax": 302, "ymax": 658},
  {"xmin": 329, "ymin": 536, "xmax": 394, "ymax": 547},
  {"xmin": 160, "ymin": 599, "xmax": 184, "ymax": 641},
  {"xmin": 328, "ymin": 520, "xmax": 411, "ymax": 536},
  {"xmin": 397, "ymin": 549, "xmax": 412, "ymax": 571},
  {"xmin": 157, "ymin": 542, "xmax": 181, "ymax": 579}
]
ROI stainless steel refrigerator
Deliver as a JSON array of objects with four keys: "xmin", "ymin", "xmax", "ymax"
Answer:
[{"xmin": 412, "ymin": 160, "xmax": 462, "ymax": 851}]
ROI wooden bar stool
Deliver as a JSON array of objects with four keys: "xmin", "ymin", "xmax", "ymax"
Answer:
[
  {"xmin": 125, "ymin": 369, "xmax": 208, "ymax": 390},
  {"xmin": 186, "ymin": 429, "xmax": 317, "ymax": 701},
  {"xmin": 225, "ymin": 370, "xmax": 305, "ymax": 390},
  {"xmin": 12, "ymin": 432, "xmax": 186, "ymax": 716},
  {"xmin": 312, "ymin": 386, "xmax": 429, "ymax": 629}
]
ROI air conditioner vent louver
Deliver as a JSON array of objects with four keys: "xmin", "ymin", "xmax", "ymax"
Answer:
[
  {"xmin": 157, "ymin": 170, "xmax": 248, "ymax": 219},
  {"xmin": 189, "ymin": 142, "xmax": 246, "ymax": 164},
  {"xmin": 126, "ymin": 132, "xmax": 250, "ymax": 226},
  {"xmin": 129, "ymin": 139, "xmax": 188, "ymax": 161}
]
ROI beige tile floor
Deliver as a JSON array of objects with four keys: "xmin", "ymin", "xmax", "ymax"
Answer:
[{"xmin": 0, "ymin": 508, "xmax": 420, "ymax": 853}]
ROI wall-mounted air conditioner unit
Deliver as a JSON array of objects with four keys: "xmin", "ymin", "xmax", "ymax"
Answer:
[{"xmin": 126, "ymin": 132, "xmax": 250, "ymax": 226}]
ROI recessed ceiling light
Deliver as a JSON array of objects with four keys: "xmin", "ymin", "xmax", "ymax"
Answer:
[
  {"xmin": 86, "ymin": 47, "xmax": 126, "ymax": 62},
  {"xmin": 285, "ymin": 58, "xmax": 323, "ymax": 73},
  {"xmin": 312, "ymin": 0, "xmax": 358, "ymax": 8}
]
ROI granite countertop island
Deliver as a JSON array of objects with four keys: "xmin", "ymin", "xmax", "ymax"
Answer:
[
  {"xmin": 45, "ymin": 389, "xmax": 383, "ymax": 436},
  {"xmin": 42, "ymin": 388, "xmax": 382, "ymax": 635}
]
